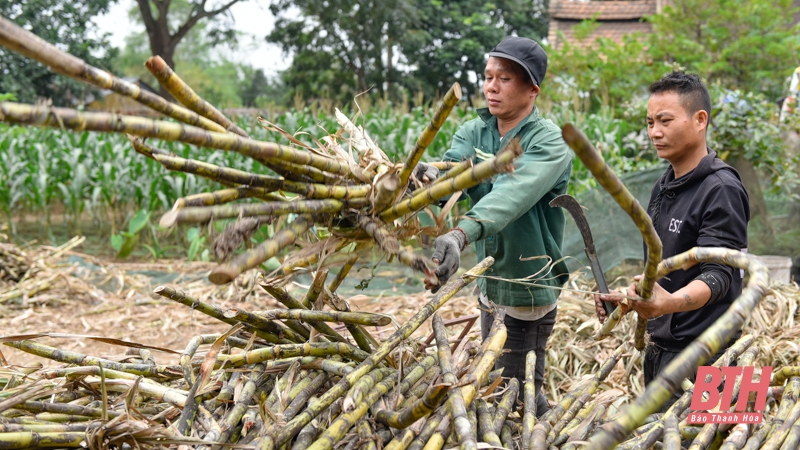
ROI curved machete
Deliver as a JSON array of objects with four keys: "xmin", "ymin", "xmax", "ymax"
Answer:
[{"xmin": 549, "ymin": 194, "xmax": 614, "ymax": 316}]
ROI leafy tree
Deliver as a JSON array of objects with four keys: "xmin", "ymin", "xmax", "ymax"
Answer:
[
  {"xmin": 240, "ymin": 68, "xmax": 284, "ymax": 107},
  {"xmin": 647, "ymin": 0, "xmax": 800, "ymax": 100},
  {"xmin": 113, "ymin": 20, "xmax": 252, "ymax": 107},
  {"xmin": 133, "ymin": 0, "xmax": 248, "ymax": 96},
  {"xmin": 0, "ymin": 0, "xmax": 118, "ymax": 105},
  {"xmin": 267, "ymin": 0, "xmax": 416, "ymax": 104}
]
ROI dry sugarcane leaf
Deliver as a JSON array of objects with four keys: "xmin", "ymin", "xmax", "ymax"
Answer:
[{"xmin": 0, "ymin": 333, "xmax": 180, "ymax": 354}]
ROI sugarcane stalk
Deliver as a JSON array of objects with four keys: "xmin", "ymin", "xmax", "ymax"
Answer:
[
  {"xmin": 725, "ymin": 346, "xmax": 760, "ymax": 410},
  {"xmin": 12, "ymin": 399, "xmax": 123, "ymax": 419},
  {"xmin": 205, "ymin": 370, "xmax": 241, "ymax": 413},
  {"xmin": 430, "ymin": 313, "xmax": 473, "ymax": 449},
  {"xmin": 266, "ymin": 156, "xmax": 346, "ymax": 184},
  {"xmin": 3, "ymin": 340, "xmax": 180, "ymax": 379},
  {"xmin": 743, "ymin": 423, "xmax": 774, "ymax": 450},
  {"xmin": 546, "ymin": 347, "xmax": 622, "ymax": 444},
  {"xmin": 260, "ymin": 257, "xmax": 494, "ymax": 450},
  {"xmin": 153, "ymin": 153, "xmax": 370, "ymax": 200},
  {"xmin": 562, "ymin": 123, "xmax": 661, "ymax": 299},
  {"xmin": 300, "ymin": 358, "xmax": 354, "ymax": 377},
  {"xmin": 153, "ymin": 285, "xmax": 288, "ymax": 343},
  {"xmin": 160, "ymin": 199, "xmax": 344, "ymax": 228},
  {"xmin": 221, "ymin": 342, "xmax": 370, "ymax": 367},
  {"xmin": 307, "ymin": 376, "xmax": 398, "ymax": 450},
  {"xmin": 357, "ymin": 419, "xmax": 378, "ymax": 450},
  {"xmin": 261, "ymin": 309, "xmax": 390, "ymax": 327},
  {"xmin": 222, "ymin": 308, "xmax": 307, "ymax": 343},
  {"xmin": 778, "ymin": 417, "xmax": 800, "ymax": 450},
  {"xmin": 405, "ymin": 409, "xmax": 449, "ymax": 450},
  {"xmin": 477, "ymin": 399, "xmax": 503, "ymax": 447},
  {"xmin": 500, "ymin": 421, "xmax": 515, "ymax": 450},
  {"xmin": 397, "ymin": 82, "xmax": 462, "ymax": 187},
  {"xmin": 357, "ymin": 215, "xmax": 434, "ymax": 274},
  {"xmin": 172, "ymin": 186, "xmax": 286, "ymax": 210},
  {"xmin": 145, "ymin": 55, "xmax": 247, "ymax": 136},
  {"xmin": 625, "ymin": 336, "xmax": 757, "ymax": 449},
  {"xmin": 210, "ymin": 216, "xmax": 311, "ymax": 284},
  {"xmin": 325, "ymin": 254, "xmax": 378, "ymax": 352},
  {"xmin": 343, "ymin": 368, "xmax": 395, "ymax": 413},
  {"xmin": 380, "ymin": 140, "xmax": 522, "ymax": 222},
  {"xmin": 773, "ymin": 368, "xmax": 800, "ymax": 386},
  {"xmin": 292, "ymin": 421, "xmax": 319, "ymax": 450},
  {"xmin": 373, "ymin": 172, "xmax": 401, "ymax": 213},
  {"xmin": 127, "ymin": 134, "xmax": 170, "ymax": 161},
  {"xmin": 0, "ymin": 18, "xmax": 225, "ymax": 133},
  {"xmin": 0, "ymin": 102, "xmax": 355, "ymax": 177},
  {"xmin": 304, "ymin": 269, "xmax": 329, "ymax": 309},
  {"xmin": 429, "ymin": 161, "xmax": 459, "ymax": 170},
  {"xmin": 761, "ymin": 399, "xmax": 800, "ymax": 450},
  {"xmin": 492, "ymin": 378, "xmax": 519, "ymax": 435},
  {"xmin": 591, "ymin": 265, "xmax": 767, "ymax": 450},
  {"xmin": 662, "ymin": 414, "xmax": 681, "ymax": 450},
  {"xmin": 427, "ymin": 159, "xmax": 472, "ymax": 188},
  {"xmin": 523, "ymin": 350, "xmax": 538, "ymax": 450},
  {"xmin": 282, "ymin": 373, "xmax": 328, "ymax": 422},
  {"xmin": 384, "ymin": 429, "xmax": 416, "ymax": 450},
  {"xmin": 719, "ymin": 423, "xmax": 750, "ymax": 450},
  {"xmin": 260, "ymin": 285, "xmax": 349, "ymax": 343},
  {"xmin": 0, "ymin": 423, "xmax": 89, "ymax": 433},
  {"xmin": 375, "ymin": 383, "xmax": 450, "ymax": 429},
  {"xmin": 285, "ymin": 373, "xmax": 315, "ymax": 404},
  {"xmin": 564, "ymin": 404, "xmax": 606, "ymax": 445},
  {"xmin": 688, "ymin": 423, "xmax": 720, "ymax": 450},
  {"xmin": 201, "ymin": 365, "xmax": 265, "ymax": 449},
  {"xmin": 0, "ymin": 431, "xmax": 85, "ymax": 449},
  {"xmin": 414, "ymin": 310, "xmax": 508, "ymax": 450},
  {"xmin": 765, "ymin": 377, "xmax": 800, "ymax": 442},
  {"xmin": 562, "ymin": 123, "xmax": 661, "ymax": 348}
]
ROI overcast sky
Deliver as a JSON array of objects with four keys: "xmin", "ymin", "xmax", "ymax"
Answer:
[{"xmin": 93, "ymin": 0, "xmax": 292, "ymax": 76}]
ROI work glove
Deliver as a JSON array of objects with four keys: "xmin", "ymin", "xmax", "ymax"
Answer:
[
  {"xmin": 426, "ymin": 228, "xmax": 468, "ymax": 293},
  {"xmin": 412, "ymin": 162, "xmax": 439, "ymax": 184}
]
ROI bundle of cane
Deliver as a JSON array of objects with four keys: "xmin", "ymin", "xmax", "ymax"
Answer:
[{"xmin": 0, "ymin": 16, "xmax": 522, "ymax": 292}]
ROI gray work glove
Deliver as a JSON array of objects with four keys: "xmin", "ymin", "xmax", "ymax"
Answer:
[
  {"xmin": 426, "ymin": 228, "xmax": 468, "ymax": 293},
  {"xmin": 413, "ymin": 162, "xmax": 439, "ymax": 184}
]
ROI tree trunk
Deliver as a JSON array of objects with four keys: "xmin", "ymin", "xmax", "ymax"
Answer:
[{"xmin": 728, "ymin": 154, "xmax": 773, "ymax": 240}]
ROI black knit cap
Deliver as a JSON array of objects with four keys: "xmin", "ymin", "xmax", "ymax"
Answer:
[{"xmin": 488, "ymin": 36, "xmax": 548, "ymax": 86}]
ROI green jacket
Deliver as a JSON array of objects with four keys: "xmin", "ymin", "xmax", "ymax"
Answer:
[{"xmin": 443, "ymin": 107, "xmax": 573, "ymax": 307}]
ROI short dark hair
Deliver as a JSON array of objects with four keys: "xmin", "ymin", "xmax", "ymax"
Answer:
[{"xmin": 649, "ymin": 71, "xmax": 711, "ymax": 120}]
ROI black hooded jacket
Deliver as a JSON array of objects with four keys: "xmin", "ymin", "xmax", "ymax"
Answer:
[{"xmin": 645, "ymin": 150, "xmax": 750, "ymax": 350}]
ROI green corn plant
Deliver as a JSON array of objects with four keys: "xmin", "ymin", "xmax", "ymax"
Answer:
[{"xmin": 110, "ymin": 209, "xmax": 151, "ymax": 259}]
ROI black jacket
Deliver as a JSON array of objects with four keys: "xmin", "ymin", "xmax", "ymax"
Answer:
[{"xmin": 645, "ymin": 150, "xmax": 750, "ymax": 349}]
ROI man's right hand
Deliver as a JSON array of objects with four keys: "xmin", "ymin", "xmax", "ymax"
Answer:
[
  {"xmin": 412, "ymin": 162, "xmax": 439, "ymax": 184},
  {"xmin": 425, "ymin": 228, "xmax": 467, "ymax": 293}
]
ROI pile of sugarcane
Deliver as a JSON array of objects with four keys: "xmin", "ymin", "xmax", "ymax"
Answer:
[
  {"xmin": 2, "ymin": 273, "xmax": 799, "ymax": 450},
  {"xmin": 1, "ymin": 12, "xmax": 797, "ymax": 450}
]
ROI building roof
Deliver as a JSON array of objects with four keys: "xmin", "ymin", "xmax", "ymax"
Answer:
[
  {"xmin": 550, "ymin": 0, "xmax": 658, "ymax": 20},
  {"xmin": 547, "ymin": 0, "xmax": 660, "ymax": 49},
  {"xmin": 548, "ymin": 19, "xmax": 653, "ymax": 49}
]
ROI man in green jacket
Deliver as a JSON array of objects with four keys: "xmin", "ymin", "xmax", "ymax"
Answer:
[{"xmin": 424, "ymin": 36, "xmax": 573, "ymax": 416}]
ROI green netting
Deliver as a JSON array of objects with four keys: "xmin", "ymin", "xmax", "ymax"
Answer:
[{"xmin": 560, "ymin": 165, "xmax": 668, "ymax": 274}]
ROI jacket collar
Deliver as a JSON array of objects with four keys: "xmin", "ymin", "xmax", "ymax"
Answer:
[{"xmin": 477, "ymin": 106, "xmax": 541, "ymax": 141}]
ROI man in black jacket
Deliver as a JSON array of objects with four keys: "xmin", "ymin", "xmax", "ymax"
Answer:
[{"xmin": 596, "ymin": 71, "xmax": 750, "ymax": 409}]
